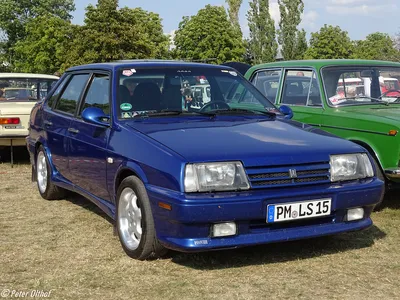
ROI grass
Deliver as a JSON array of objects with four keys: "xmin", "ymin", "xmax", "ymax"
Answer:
[{"xmin": 1, "ymin": 149, "xmax": 400, "ymax": 300}]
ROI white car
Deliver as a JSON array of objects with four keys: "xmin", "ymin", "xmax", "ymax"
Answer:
[{"xmin": 0, "ymin": 73, "xmax": 59, "ymax": 150}]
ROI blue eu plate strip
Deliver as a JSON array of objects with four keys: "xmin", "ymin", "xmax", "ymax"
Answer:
[{"xmin": 268, "ymin": 205, "xmax": 275, "ymax": 223}]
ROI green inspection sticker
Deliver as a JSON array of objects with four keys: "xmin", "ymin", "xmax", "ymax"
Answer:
[{"xmin": 120, "ymin": 103, "xmax": 132, "ymax": 111}]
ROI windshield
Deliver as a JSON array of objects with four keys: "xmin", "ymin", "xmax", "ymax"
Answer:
[
  {"xmin": 117, "ymin": 67, "xmax": 277, "ymax": 119},
  {"xmin": 0, "ymin": 77, "xmax": 58, "ymax": 102},
  {"xmin": 322, "ymin": 66, "xmax": 400, "ymax": 106}
]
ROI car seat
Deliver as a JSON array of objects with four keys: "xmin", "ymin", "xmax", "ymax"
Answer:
[{"xmin": 132, "ymin": 82, "xmax": 162, "ymax": 111}]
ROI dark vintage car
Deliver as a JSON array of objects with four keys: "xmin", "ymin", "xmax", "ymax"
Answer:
[{"xmin": 27, "ymin": 60, "xmax": 383, "ymax": 260}]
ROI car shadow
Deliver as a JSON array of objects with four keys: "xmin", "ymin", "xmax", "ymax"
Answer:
[
  {"xmin": 169, "ymin": 225, "xmax": 386, "ymax": 270},
  {"xmin": 380, "ymin": 190, "xmax": 400, "ymax": 210},
  {"xmin": 0, "ymin": 147, "xmax": 30, "ymax": 165},
  {"xmin": 63, "ymin": 192, "xmax": 114, "ymax": 225}
]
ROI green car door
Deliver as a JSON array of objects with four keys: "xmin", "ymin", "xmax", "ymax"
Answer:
[{"xmin": 249, "ymin": 67, "xmax": 324, "ymax": 126}]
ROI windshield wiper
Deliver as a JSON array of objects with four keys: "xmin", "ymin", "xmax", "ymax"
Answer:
[
  {"xmin": 343, "ymin": 96, "xmax": 389, "ymax": 106},
  {"xmin": 208, "ymin": 108, "xmax": 277, "ymax": 117},
  {"xmin": 133, "ymin": 110, "xmax": 215, "ymax": 118}
]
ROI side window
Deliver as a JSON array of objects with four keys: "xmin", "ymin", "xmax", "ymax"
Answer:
[
  {"xmin": 251, "ymin": 69, "xmax": 282, "ymax": 103},
  {"xmin": 281, "ymin": 70, "xmax": 321, "ymax": 106},
  {"xmin": 46, "ymin": 75, "xmax": 70, "ymax": 108},
  {"xmin": 80, "ymin": 74, "xmax": 110, "ymax": 115},
  {"xmin": 54, "ymin": 74, "xmax": 90, "ymax": 115}
]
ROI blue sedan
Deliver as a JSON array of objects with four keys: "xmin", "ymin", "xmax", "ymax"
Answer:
[{"xmin": 27, "ymin": 61, "xmax": 384, "ymax": 260}]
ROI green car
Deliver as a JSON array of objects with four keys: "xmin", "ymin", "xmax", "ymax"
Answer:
[{"xmin": 245, "ymin": 59, "xmax": 400, "ymax": 200}]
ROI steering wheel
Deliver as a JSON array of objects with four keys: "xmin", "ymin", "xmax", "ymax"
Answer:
[
  {"xmin": 379, "ymin": 89, "xmax": 400, "ymax": 99},
  {"xmin": 199, "ymin": 101, "xmax": 230, "ymax": 112}
]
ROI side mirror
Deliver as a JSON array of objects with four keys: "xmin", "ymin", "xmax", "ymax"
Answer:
[
  {"xmin": 279, "ymin": 105, "xmax": 293, "ymax": 119},
  {"xmin": 81, "ymin": 107, "xmax": 110, "ymax": 127}
]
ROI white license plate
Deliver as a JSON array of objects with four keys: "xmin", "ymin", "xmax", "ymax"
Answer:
[
  {"xmin": 267, "ymin": 199, "xmax": 332, "ymax": 223},
  {"xmin": 4, "ymin": 125, "xmax": 23, "ymax": 129}
]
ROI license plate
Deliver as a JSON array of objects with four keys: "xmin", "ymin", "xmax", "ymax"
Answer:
[
  {"xmin": 4, "ymin": 125, "xmax": 23, "ymax": 129},
  {"xmin": 267, "ymin": 199, "xmax": 332, "ymax": 223}
]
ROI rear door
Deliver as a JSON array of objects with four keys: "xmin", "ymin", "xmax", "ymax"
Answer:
[
  {"xmin": 68, "ymin": 72, "xmax": 112, "ymax": 201},
  {"xmin": 43, "ymin": 73, "xmax": 90, "ymax": 180}
]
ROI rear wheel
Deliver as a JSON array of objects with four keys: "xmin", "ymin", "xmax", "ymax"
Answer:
[
  {"xmin": 36, "ymin": 146, "xmax": 66, "ymax": 200},
  {"xmin": 116, "ymin": 176, "xmax": 167, "ymax": 260}
]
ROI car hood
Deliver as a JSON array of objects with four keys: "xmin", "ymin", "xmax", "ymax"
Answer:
[
  {"xmin": 342, "ymin": 105, "xmax": 400, "ymax": 121},
  {"xmin": 127, "ymin": 117, "xmax": 363, "ymax": 167},
  {"xmin": 0, "ymin": 102, "xmax": 36, "ymax": 115}
]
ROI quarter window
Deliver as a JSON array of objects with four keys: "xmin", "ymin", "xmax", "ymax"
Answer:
[
  {"xmin": 80, "ymin": 74, "xmax": 110, "ymax": 115},
  {"xmin": 281, "ymin": 70, "xmax": 322, "ymax": 106},
  {"xmin": 54, "ymin": 74, "xmax": 90, "ymax": 114}
]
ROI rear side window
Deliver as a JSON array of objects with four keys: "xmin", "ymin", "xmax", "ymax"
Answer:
[
  {"xmin": 54, "ymin": 74, "xmax": 90, "ymax": 115},
  {"xmin": 46, "ymin": 75, "xmax": 69, "ymax": 108},
  {"xmin": 80, "ymin": 74, "xmax": 110, "ymax": 115}
]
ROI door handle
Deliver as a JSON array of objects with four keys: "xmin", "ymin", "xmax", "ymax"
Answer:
[
  {"xmin": 44, "ymin": 120, "xmax": 53, "ymax": 127},
  {"xmin": 68, "ymin": 128, "xmax": 79, "ymax": 134}
]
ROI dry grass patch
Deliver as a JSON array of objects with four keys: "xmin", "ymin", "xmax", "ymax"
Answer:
[{"xmin": 1, "ymin": 152, "xmax": 400, "ymax": 300}]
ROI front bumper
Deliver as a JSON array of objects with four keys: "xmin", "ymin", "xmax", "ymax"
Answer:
[
  {"xmin": 385, "ymin": 168, "xmax": 400, "ymax": 180},
  {"xmin": 147, "ymin": 179, "xmax": 383, "ymax": 252}
]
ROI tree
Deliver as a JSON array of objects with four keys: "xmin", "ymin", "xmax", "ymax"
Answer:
[
  {"xmin": 247, "ymin": 0, "xmax": 278, "ymax": 64},
  {"xmin": 225, "ymin": 0, "xmax": 243, "ymax": 33},
  {"xmin": 13, "ymin": 14, "xmax": 76, "ymax": 74},
  {"xmin": 61, "ymin": 0, "xmax": 169, "ymax": 70},
  {"xmin": 304, "ymin": 25, "xmax": 353, "ymax": 59},
  {"xmin": 352, "ymin": 32, "xmax": 400, "ymax": 62},
  {"xmin": 0, "ymin": 0, "xmax": 75, "ymax": 65},
  {"xmin": 277, "ymin": 0, "xmax": 307, "ymax": 60},
  {"xmin": 396, "ymin": 31, "xmax": 400, "ymax": 51},
  {"xmin": 173, "ymin": 5, "xmax": 246, "ymax": 64}
]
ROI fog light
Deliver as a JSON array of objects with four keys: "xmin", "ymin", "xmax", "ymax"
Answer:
[
  {"xmin": 347, "ymin": 208, "xmax": 364, "ymax": 221},
  {"xmin": 212, "ymin": 222, "xmax": 236, "ymax": 237}
]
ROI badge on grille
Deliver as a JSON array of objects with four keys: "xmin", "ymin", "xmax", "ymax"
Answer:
[{"xmin": 289, "ymin": 169, "xmax": 297, "ymax": 178}]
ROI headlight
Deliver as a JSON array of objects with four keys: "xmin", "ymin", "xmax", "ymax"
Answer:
[
  {"xmin": 184, "ymin": 162, "xmax": 250, "ymax": 192},
  {"xmin": 330, "ymin": 153, "xmax": 374, "ymax": 182}
]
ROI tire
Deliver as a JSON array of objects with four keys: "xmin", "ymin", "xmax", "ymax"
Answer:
[
  {"xmin": 371, "ymin": 156, "xmax": 385, "ymax": 210},
  {"xmin": 116, "ymin": 176, "xmax": 167, "ymax": 260},
  {"xmin": 36, "ymin": 146, "xmax": 66, "ymax": 200}
]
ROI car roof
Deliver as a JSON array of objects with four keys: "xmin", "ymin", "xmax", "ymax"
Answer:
[
  {"xmin": 0, "ymin": 73, "xmax": 59, "ymax": 79},
  {"xmin": 248, "ymin": 59, "xmax": 400, "ymax": 74},
  {"xmin": 67, "ymin": 60, "xmax": 234, "ymax": 72}
]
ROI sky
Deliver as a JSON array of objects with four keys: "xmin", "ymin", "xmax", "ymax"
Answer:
[{"xmin": 71, "ymin": 0, "xmax": 399, "ymax": 40}]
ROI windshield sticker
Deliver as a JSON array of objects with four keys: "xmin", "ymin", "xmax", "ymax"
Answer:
[
  {"xmin": 329, "ymin": 96, "xmax": 347, "ymax": 105},
  {"xmin": 122, "ymin": 112, "xmax": 132, "ymax": 118},
  {"xmin": 122, "ymin": 70, "xmax": 134, "ymax": 77},
  {"xmin": 229, "ymin": 71, "xmax": 238, "ymax": 76},
  {"xmin": 120, "ymin": 103, "xmax": 133, "ymax": 111},
  {"xmin": 221, "ymin": 70, "xmax": 229, "ymax": 73}
]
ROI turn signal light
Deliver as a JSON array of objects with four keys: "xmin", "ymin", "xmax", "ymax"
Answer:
[
  {"xmin": 0, "ymin": 118, "xmax": 20, "ymax": 125},
  {"xmin": 388, "ymin": 130, "xmax": 398, "ymax": 136},
  {"xmin": 158, "ymin": 202, "xmax": 172, "ymax": 211}
]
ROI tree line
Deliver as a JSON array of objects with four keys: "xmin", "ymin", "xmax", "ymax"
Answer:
[{"xmin": 0, "ymin": 0, "xmax": 399, "ymax": 74}]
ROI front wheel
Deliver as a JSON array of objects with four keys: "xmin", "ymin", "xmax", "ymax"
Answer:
[
  {"xmin": 372, "ymin": 156, "xmax": 385, "ymax": 210},
  {"xmin": 116, "ymin": 176, "xmax": 167, "ymax": 260}
]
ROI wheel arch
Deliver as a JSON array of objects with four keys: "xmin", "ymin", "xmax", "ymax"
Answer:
[
  {"xmin": 349, "ymin": 139, "xmax": 385, "ymax": 176},
  {"xmin": 114, "ymin": 163, "xmax": 148, "ymax": 199}
]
